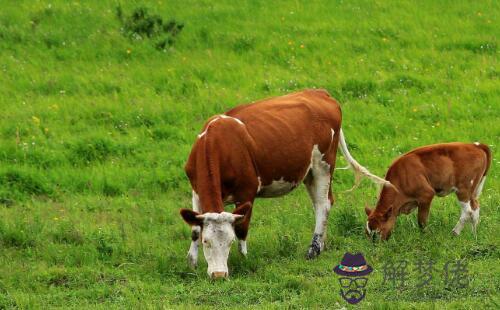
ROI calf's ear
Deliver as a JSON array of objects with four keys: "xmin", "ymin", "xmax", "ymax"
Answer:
[
  {"xmin": 232, "ymin": 202, "xmax": 252, "ymax": 225},
  {"xmin": 180, "ymin": 209, "xmax": 204, "ymax": 226},
  {"xmin": 364, "ymin": 205, "xmax": 373, "ymax": 216}
]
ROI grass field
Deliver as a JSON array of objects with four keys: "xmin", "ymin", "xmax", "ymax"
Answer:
[{"xmin": 0, "ymin": 0, "xmax": 498, "ymax": 308}]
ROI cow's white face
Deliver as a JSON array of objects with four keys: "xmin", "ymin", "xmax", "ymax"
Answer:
[
  {"xmin": 180, "ymin": 205, "xmax": 252, "ymax": 279},
  {"xmin": 199, "ymin": 212, "xmax": 239, "ymax": 278}
]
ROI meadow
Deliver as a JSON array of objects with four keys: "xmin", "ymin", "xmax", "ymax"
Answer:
[{"xmin": 0, "ymin": 0, "xmax": 498, "ymax": 308}]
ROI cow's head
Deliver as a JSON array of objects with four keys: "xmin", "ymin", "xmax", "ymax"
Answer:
[
  {"xmin": 180, "ymin": 203, "xmax": 251, "ymax": 279},
  {"xmin": 364, "ymin": 206, "xmax": 396, "ymax": 241}
]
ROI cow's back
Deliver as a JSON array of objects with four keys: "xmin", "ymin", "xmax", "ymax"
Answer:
[{"xmin": 225, "ymin": 89, "xmax": 342, "ymax": 187}]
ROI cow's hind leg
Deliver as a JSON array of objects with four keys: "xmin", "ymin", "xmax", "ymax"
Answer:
[
  {"xmin": 187, "ymin": 191, "xmax": 201, "ymax": 268},
  {"xmin": 304, "ymin": 152, "xmax": 332, "ymax": 260}
]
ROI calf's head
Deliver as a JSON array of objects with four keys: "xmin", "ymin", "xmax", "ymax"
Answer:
[
  {"xmin": 364, "ymin": 206, "xmax": 396, "ymax": 241},
  {"xmin": 180, "ymin": 203, "xmax": 251, "ymax": 279}
]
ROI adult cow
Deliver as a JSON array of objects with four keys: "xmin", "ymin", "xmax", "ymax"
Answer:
[{"xmin": 180, "ymin": 89, "xmax": 388, "ymax": 279}]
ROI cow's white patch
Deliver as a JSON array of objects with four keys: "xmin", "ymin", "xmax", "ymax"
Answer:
[
  {"xmin": 220, "ymin": 114, "xmax": 244, "ymax": 125},
  {"xmin": 187, "ymin": 191, "xmax": 201, "ymax": 268},
  {"xmin": 330, "ymin": 128, "xmax": 335, "ymax": 145},
  {"xmin": 198, "ymin": 115, "xmax": 244, "ymax": 138},
  {"xmin": 257, "ymin": 176, "xmax": 262, "ymax": 193},
  {"xmin": 474, "ymin": 176, "xmax": 486, "ymax": 198},
  {"xmin": 197, "ymin": 118, "xmax": 219, "ymax": 138},
  {"xmin": 257, "ymin": 177, "xmax": 297, "ymax": 197},
  {"xmin": 474, "ymin": 142, "xmax": 480, "ymax": 146},
  {"xmin": 197, "ymin": 212, "xmax": 240, "ymax": 277},
  {"xmin": 452, "ymin": 201, "xmax": 472, "ymax": 235}
]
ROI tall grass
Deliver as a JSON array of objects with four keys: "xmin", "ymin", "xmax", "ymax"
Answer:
[{"xmin": 0, "ymin": 0, "xmax": 498, "ymax": 308}]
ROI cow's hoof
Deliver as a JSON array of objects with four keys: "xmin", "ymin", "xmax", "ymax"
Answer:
[
  {"xmin": 306, "ymin": 234, "xmax": 322, "ymax": 259},
  {"xmin": 306, "ymin": 246, "xmax": 321, "ymax": 260},
  {"xmin": 451, "ymin": 229, "xmax": 460, "ymax": 236}
]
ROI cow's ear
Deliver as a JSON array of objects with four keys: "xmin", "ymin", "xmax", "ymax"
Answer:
[
  {"xmin": 233, "ymin": 202, "xmax": 252, "ymax": 225},
  {"xmin": 364, "ymin": 205, "xmax": 373, "ymax": 216},
  {"xmin": 180, "ymin": 209, "xmax": 204, "ymax": 226}
]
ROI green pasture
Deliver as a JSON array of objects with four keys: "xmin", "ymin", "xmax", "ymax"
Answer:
[{"xmin": 0, "ymin": 0, "xmax": 498, "ymax": 308}]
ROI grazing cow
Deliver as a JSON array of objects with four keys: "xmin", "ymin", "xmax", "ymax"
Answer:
[
  {"xmin": 180, "ymin": 89, "xmax": 388, "ymax": 278},
  {"xmin": 365, "ymin": 142, "xmax": 491, "ymax": 240}
]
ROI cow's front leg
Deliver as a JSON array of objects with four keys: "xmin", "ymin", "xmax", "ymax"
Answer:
[
  {"xmin": 234, "ymin": 201, "xmax": 254, "ymax": 257},
  {"xmin": 238, "ymin": 239, "xmax": 247, "ymax": 256},
  {"xmin": 304, "ymin": 158, "xmax": 333, "ymax": 260},
  {"xmin": 187, "ymin": 226, "xmax": 200, "ymax": 268},
  {"xmin": 187, "ymin": 191, "xmax": 201, "ymax": 268}
]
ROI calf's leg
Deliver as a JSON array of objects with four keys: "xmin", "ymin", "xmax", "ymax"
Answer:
[
  {"xmin": 470, "ymin": 199, "xmax": 480, "ymax": 236},
  {"xmin": 417, "ymin": 189, "xmax": 434, "ymax": 229},
  {"xmin": 470, "ymin": 175, "xmax": 486, "ymax": 236},
  {"xmin": 452, "ymin": 200, "xmax": 473, "ymax": 236},
  {"xmin": 453, "ymin": 175, "xmax": 484, "ymax": 236}
]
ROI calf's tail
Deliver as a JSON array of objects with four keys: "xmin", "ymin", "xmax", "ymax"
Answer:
[
  {"xmin": 475, "ymin": 143, "xmax": 492, "ymax": 177},
  {"xmin": 473, "ymin": 142, "xmax": 492, "ymax": 198},
  {"xmin": 338, "ymin": 128, "xmax": 393, "ymax": 191}
]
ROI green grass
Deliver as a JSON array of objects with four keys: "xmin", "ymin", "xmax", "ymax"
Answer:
[{"xmin": 0, "ymin": 0, "xmax": 498, "ymax": 308}]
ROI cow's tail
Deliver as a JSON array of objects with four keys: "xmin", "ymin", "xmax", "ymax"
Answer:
[{"xmin": 337, "ymin": 128, "xmax": 393, "ymax": 191}]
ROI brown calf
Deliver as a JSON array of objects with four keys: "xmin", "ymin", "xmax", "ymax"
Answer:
[
  {"xmin": 365, "ymin": 142, "xmax": 491, "ymax": 240},
  {"xmin": 180, "ymin": 89, "xmax": 388, "ymax": 278}
]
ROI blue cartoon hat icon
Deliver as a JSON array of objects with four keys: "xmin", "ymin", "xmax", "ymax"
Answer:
[{"xmin": 333, "ymin": 252, "xmax": 373, "ymax": 277}]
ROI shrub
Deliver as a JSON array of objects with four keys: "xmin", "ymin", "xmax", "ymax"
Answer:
[{"xmin": 116, "ymin": 6, "xmax": 184, "ymax": 51}]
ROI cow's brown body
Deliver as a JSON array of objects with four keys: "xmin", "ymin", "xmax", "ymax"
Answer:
[
  {"xmin": 186, "ymin": 89, "xmax": 340, "ymax": 208},
  {"xmin": 185, "ymin": 89, "xmax": 340, "ymax": 241},
  {"xmin": 365, "ymin": 142, "xmax": 491, "ymax": 240},
  {"xmin": 181, "ymin": 90, "xmax": 387, "ymax": 277}
]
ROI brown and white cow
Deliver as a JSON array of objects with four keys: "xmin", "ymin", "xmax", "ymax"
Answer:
[
  {"xmin": 180, "ymin": 89, "xmax": 388, "ymax": 278},
  {"xmin": 365, "ymin": 142, "xmax": 491, "ymax": 240}
]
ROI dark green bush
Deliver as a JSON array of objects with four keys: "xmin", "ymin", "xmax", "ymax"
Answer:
[{"xmin": 116, "ymin": 6, "xmax": 184, "ymax": 51}]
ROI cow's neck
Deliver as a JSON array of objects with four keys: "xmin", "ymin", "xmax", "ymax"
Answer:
[{"xmin": 195, "ymin": 137, "xmax": 225, "ymax": 213}]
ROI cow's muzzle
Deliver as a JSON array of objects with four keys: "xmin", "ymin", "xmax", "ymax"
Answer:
[{"xmin": 211, "ymin": 271, "xmax": 228, "ymax": 279}]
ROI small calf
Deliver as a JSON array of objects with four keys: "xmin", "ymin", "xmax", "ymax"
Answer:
[{"xmin": 365, "ymin": 142, "xmax": 491, "ymax": 240}]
